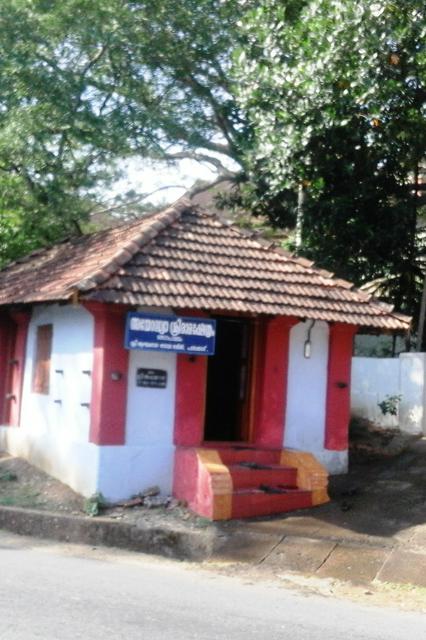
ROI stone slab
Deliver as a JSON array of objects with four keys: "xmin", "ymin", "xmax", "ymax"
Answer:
[
  {"xmin": 229, "ymin": 518, "xmax": 393, "ymax": 549},
  {"xmin": 376, "ymin": 548, "xmax": 426, "ymax": 587},
  {"xmin": 261, "ymin": 536, "xmax": 337, "ymax": 573},
  {"xmin": 230, "ymin": 516, "xmax": 323, "ymax": 539},
  {"xmin": 316, "ymin": 543, "xmax": 388, "ymax": 584},
  {"xmin": 304, "ymin": 522, "xmax": 393, "ymax": 548},
  {"xmin": 213, "ymin": 531, "xmax": 283, "ymax": 563}
]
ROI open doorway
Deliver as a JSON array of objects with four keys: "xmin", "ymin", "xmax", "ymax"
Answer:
[{"xmin": 204, "ymin": 317, "xmax": 254, "ymax": 442}]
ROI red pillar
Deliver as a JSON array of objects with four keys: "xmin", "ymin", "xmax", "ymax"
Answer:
[
  {"xmin": 174, "ymin": 354, "xmax": 208, "ymax": 446},
  {"xmin": 254, "ymin": 316, "xmax": 298, "ymax": 448},
  {"xmin": 324, "ymin": 322, "xmax": 358, "ymax": 451},
  {"xmin": 173, "ymin": 309, "xmax": 208, "ymax": 447},
  {"xmin": 0, "ymin": 313, "xmax": 14, "ymax": 423},
  {"xmin": 84, "ymin": 302, "xmax": 130, "ymax": 445},
  {"xmin": 7, "ymin": 311, "xmax": 30, "ymax": 426}
]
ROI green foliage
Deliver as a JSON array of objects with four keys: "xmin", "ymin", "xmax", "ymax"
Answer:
[
  {"xmin": 0, "ymin": 471, "xmax": 18, "ymax": 482},
  {"xmin": 0, "ymin": 0, "xmax": 248, "ymax": 266},
  {"xmin": 237, "ymin": 0, "xmax": 426, "ymax": 187},
  {"xmin": 84, "ymin": 492, "xmax": 107, "ymax": 517},
  {"xmin": 234, "ymin": 0, "xmax": 426, "ymax": 316},
  {"xmin": 378, "ymin": 394, "xmax": 402, "ymax": 417},
  {"xmin": 2, "ymin": 0, "xmax": 424, "ymax": 327}
]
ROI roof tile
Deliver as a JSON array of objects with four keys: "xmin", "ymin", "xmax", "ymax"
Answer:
[{"xmin": 0, "ymin": 199, "xmax": 411, "ymax": 331}]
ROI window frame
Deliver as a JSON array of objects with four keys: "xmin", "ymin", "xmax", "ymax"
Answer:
[{"xmin": 32, "ymin": 324, "xmax": 53, "ymax": 395}]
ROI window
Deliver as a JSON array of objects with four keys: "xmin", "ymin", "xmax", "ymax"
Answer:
[{"xmin": 32, "ymin": 324, "xmax": 53, "ymax": 394}]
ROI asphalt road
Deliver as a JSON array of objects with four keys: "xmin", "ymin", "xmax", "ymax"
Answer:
[{"xmin": 0, "ymin": 532, "xmax": 424, "ymax": 640}]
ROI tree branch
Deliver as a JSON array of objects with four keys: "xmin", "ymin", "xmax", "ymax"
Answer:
[
  {"xmin": 188, "ymin": 174, "xmax": 239, "ymax": 199},
  {"xmin": 88, "ymin": 184, "xmax": 188, "ymax": 217},
  {"xmin": 180, "ymin": 71, "xmax": 239, "ymax": 152},
  {"xmin": 161, "ymin": 150, "xmax": 236, "ymax": 175},
  {"xmin": 80, "ymin": 40, "xmax": 111, "ymax": 78}
]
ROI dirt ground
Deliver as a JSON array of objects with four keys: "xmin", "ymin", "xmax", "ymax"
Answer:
[
  {"xmin": 0, "ymin": 452, "xmax": 84, "ymax": 513},
  {"xmin": 0, "ymin": 451, "xmax": 212, "ymax": 531},
  {"xmin": 317, "ymin": 436, "xmax": 426, "ymax": 541}
]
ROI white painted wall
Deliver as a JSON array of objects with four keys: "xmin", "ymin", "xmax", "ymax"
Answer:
[
  {"xmin": 285, "ymin": 321, "xmax": 329, "ymax": 452},
  {"xmin": 351, "ymin": 354, "xmax": 426, "ymax": 435},
  {"xmin": 351, "ymin": 357, "xmax": 400, "ymax": 428},
  {"xmin": 0, "ymin": 304, "xmax": 99, "ymax": 496},
  {"xmin": 284, "ymin": 321, "xmax": 346, "ymax": 473},
  {"xmin": 97, "ymin": 348, "xmax": 177, "ymax": 501},
  {"xmin": 0, "ymin": 303, "xmax": 179, "ymax": 501},
  {"xmin": 399, "ymin": 353, "xmax": 426, "ymax": 435}
]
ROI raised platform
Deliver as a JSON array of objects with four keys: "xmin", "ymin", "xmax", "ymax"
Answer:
[{"xmin": 173, "ymin": 446, "xmax": 329, "ymax": 520}]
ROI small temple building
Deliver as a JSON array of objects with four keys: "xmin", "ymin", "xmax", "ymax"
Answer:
[{"xmin": 0, "ymin": 199, "xmax": 410, "ymax": 519}]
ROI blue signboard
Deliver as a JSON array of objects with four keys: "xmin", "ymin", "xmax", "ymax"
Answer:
[{"xmin": 125, "ymin": 313, "xmax": 216, "ymax": 356}]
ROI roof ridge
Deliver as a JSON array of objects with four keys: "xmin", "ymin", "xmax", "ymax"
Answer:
[
  {"xmin": 365, "ymin": 296, "xmax": 411, "ymax": 325},
  {"xmin": 75, "ymin": 199, "xmax": 190, "ymax": 293},
  {"xmin": 388, "ymin": 309, "xmax": 412, "ymax": 324},
  {"xmin": 0, "ymin": 205, "xmax": 174, "ymax": 274},
  {"xmin": 368, "ymin": 297, "xmax": 395, "ymax": 314},
  {"xmin": 0, "ymin": 236, "xmax": 75, "ymax": 272}
]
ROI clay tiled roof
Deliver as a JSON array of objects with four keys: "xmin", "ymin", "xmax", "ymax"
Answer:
[{"xmin": 0, "ymin": 199, "xmax": 411, "ymax": 330}]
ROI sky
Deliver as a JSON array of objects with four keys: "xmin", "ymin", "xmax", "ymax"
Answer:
[{"xmin": 111, "ymin": 157, "xmax": 219, "ymax": 206}]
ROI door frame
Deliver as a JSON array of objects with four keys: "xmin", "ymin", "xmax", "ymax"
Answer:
[{"xmin": 202, "ymin": 314, "xmax": 262, "ymax": 445}]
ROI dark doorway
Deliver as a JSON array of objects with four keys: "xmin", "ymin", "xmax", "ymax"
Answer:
[{"xmin": 204, "ymin": 317, "xmax": 253, "ymax": 442}]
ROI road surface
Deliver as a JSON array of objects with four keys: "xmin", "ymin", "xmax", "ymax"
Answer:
[{"xmin": 0, "ymin": 531, "xmax": 424, "ymax": 639}]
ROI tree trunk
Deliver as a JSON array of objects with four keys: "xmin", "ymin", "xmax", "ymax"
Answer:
[{"xmin": 295, "ymin": 184, "xmax": 305, "ymax": 249}]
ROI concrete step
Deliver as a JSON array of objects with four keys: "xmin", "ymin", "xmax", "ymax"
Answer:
[
  {"xmin": 174, "ymin": 446, "xmax": 329, "ymax": 520},
  {"xmin": 217, "ymin": 447, "xmax": 281, "ymax": 466},
  {"xmin": 232, "ymin": 487, "xmax": 313, "ymax": 519},
  {"xmin": 228, "ymin": 463, "xmax": 298, "ymax": 490}
]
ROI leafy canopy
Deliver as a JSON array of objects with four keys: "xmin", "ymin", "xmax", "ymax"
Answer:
[
  {"xmin": 1, "ymin": 0, "xmax": 425, "ymax": 324},
  {"xmin": 234, "ymin": 0, "xmax": 426, "ymax": 314},
  {"xmin": 0, "ymin": 0, "xmax": 247, "ymax": 265}
]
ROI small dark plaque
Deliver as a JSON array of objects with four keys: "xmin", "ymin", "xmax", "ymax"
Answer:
[{"xmin": 136, "ymin": 368, "xmax": 167, "ymax": 389}]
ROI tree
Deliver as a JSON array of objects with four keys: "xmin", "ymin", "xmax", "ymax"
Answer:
[
  {"xmin": 0, "ymin": 0, "xmax": 250, "ymax": 266},
  {"xmin": 234, "ymin": 0, "xmax": 426, "ymax": 317}
]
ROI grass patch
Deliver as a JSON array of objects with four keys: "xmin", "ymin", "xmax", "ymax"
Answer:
[
  {"xmin": 0, "ymin": 489, "xmax": 40, "ymax": 508},
  {"xmin": 84, "ymin": 492, "xmax": 107, "ymax": 517},
  {"xmin": 377, "ymin": 580, "xmax": 426, "ymax": 600},
  {"xmin": 0, "ymin": 471, "xmax": 18, "ymax": 482}
]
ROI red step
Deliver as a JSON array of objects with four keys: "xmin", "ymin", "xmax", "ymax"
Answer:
[
  {"xmin": 217, "ymin": 447, "xmax": 281, "ymax": 466},
  {"xmin": 232, "ymin": 488, "xmax": 313, "ymax": 519},
  {"xmin": 229, "ymin": 463, "xmax": 298, "ymax": 490},
  {"xmin": 175, "ymin": 446, "xmax": 328, "ymax": 520}
]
